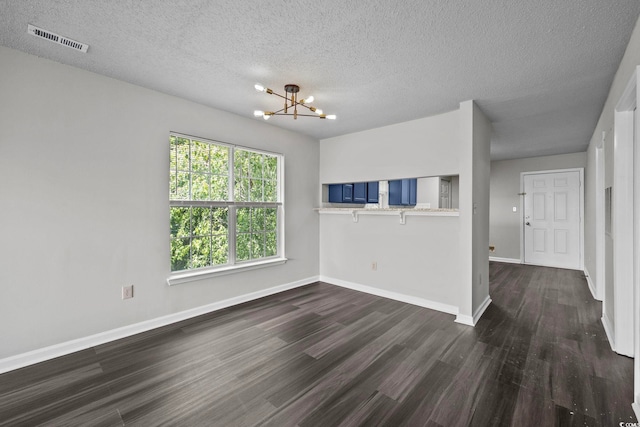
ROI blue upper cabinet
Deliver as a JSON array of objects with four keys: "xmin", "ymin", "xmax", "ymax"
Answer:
[
  {"xmin": 409, "ymin": 178, "xmax": 417, "ymax": 205},
  {"xmin": 367, "ymin": 181, "xmax": 379, "ymax": 203},
  {"xmin": 342, "ymin": 184, "xmax": 353, "ymax": 202},
  {"xmin": 328, "ymin": 181, "xmax": 379, "ymax": 204},
  {"xmin": 329, "ymin": 183, "xmax": 354, "ymax": 203},
  {"xmin": 353, "ymin": 182, "xmax": 367, "ymax": 203},
  {"xmin": 328, "ymin": 184, "xmax": 343, "ymax": 203},
  {"xmin": 389, "ymin": 178, "xmax": 417, "ymax": 206},
  {"xmin": 388, "ymin": 180, "xmax": 403, "ymax": 205}
]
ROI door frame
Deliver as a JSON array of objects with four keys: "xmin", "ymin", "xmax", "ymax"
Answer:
[
  {"xmin": 519, "ymin": 168, "xmax": 584, "ymax": 270},
  {"xmin": 613, "ymin": 68, "xmax": 639, "ymax": 419},
  {"xmin": 613, "ymin": 68, "xmax": 636, "ymax": 358},
  {"xmin": 595, "ymin": 136, "xmax": 605, "ymax": 302}
]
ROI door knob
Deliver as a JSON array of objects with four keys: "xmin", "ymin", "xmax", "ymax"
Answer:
[{"xmin": 525, "ymin": 222, "xmax": 531, "ymax": 226}]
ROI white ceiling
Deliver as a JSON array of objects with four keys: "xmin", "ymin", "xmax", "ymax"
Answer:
[{"xmin": 1, "ymin": 1, "xmax": 639, "ymax": 160}]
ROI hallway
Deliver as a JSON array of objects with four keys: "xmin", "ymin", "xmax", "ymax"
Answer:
[{"xmin": 485, "ymin": 262, "xmax": 635, "ymax": 425}]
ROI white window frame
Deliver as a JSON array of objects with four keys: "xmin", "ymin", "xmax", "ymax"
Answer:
[{"xmin": 167, "ymin": 133, "xmax": 286, "ymax": 286}]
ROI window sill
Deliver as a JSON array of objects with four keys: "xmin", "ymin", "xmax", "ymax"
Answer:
[{"xmin": 167, "ymin": 257, "xmax": 288, "ymax": 286}]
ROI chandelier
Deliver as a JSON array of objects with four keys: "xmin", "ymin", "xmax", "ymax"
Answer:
[{"xmin": 253, "ymin": 84, "xmax": 336, "ymax": 121}]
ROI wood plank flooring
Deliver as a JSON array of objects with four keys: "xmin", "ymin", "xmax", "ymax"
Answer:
[{"xmin": 0, "ymin": 262, "xmax": 636, "ymax": 426}]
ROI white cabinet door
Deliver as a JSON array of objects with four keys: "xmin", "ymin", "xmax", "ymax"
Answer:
[{"xmin": 523, "ymin": 171, "xmax": 581, "ymax": 270}]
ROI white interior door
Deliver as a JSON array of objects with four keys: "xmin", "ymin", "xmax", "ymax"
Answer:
[
  {"xmin": 523, "ymin": 170, "xmax": 582, "ymax": 270},
  {"xmin": 439, "ymin": 178, "xmax": 451, "ymax": 209}
]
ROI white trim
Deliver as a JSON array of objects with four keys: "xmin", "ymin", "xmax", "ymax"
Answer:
[
  {"xmin": 455, "ymin": 314, "xmax": 474, "ymax": 326},
  {"xmin": 278, "ymin": 155, "xmax": 286, "ymax": 261},
  {"xmin": 613, "ymin": 68, "xmax": 637, "ymax": 358},
  {"xmin": 169, "ymin": 131, "xmax": 283, "ymax": 158},
  {"xmin": 167, "ymin": 257, "xmax": 287, "ymax": 285},
  {"xmin": 617, "ymin": 68, "xmax": 639, "ymax": 111},
  {"xmin": 474, "ymin": 296, "xmax": 492, "ymax": 324},
  {"xmin": 318, "ymin": 278, "xmax": 487, "ymax": 327},
  {"xmin": 489, "ymin": 256, "xmax": 521, "ymax": 264},
  {"xmin": 456, "ymin": 295, "xmax": 492, "ymax": 326},
  {"xmin": 316, "ymin": 208, "xmax": 459, "ymax": 216},
  {"xmin": 315, "ymin": 208, "xmax": 459, "ymax": 225},
  {"xmin": 632, "ymin": 67, "xmax": 640, "ymax": 415},
  {"xmin": 520, "ymin": 168, "xmax": 585, "ymax": 271},
  {"xmin": 521, "ymin": 260, "xmax": 583, "ymax": 271},
  {"xmin": 168, "ymin": 133, "xmax": 286, "ymax": 283},
  {"xmin": 584, "ymin": 268, "xmax": 599, "ymax": 301},
  {"xmin": 319, "ymin": 275, "xmax": 459, "ymax": 316},
  {"xmin": 595, "ymin": 142, "xmax": 605, "ymax": 301},
  {"xmin": 169, "ymin": 200, "xmax": 282, "ymax": 208},
  {"xmin": 520, "ymin": 175, "xmax": 525, "ymax": 262},
  {"xmin": 0, "ymin": 276, "xmax": 319, "ymax": 375},
  {"xmin": 521, "ymin": 167, "xmax": 585, "ymax": 175},
  {"xmin": 601, "ymin": 312, "xmax": 616, "ymax": 352}
]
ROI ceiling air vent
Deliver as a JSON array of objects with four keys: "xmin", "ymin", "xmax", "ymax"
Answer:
[{"xmin": 27, "ymin": 24, "xmax": 89, "ymax": 53}]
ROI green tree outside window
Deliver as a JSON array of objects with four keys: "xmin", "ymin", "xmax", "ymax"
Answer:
[{"xmin": 169, "ymin": 135, "xmax": 280, "ymax": 272}]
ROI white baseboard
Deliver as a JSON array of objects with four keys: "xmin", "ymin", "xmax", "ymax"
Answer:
[
  {"xmin": 455, "ymin": 295, "xmax": 492, "ymax": 326},
  {"xmin": 583, "ymin": 268, "xmax": 599, "ymax": 301},
  {"xmin": 454, "ymin": 314, "xmax": 474, "ymax": 326},
  {"xmin": 0, "ymin": 276, "xmax": 319, "ymax": 375},
  {"xmin": 319, "ymin": 276, "xmax": 459, "ymax": 316},
  {"xmin": 633, "ymin": 401, "xmax": 640, "ymax": 423},
  {"xmin": 601, "ymin": 312, "xmax": 616, "ymax": 352},
  {"xmin": 489, "ymin": 256, "xmax": 521, "ymax": 264}
]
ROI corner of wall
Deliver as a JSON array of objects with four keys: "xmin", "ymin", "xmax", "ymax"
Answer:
[
  {"xmin": 457, "ymin": 101, "xmax": 475, "ymax": 319},
  {"xmin": 457, "ymin": 100, "xmax": 492, "ymax": 322}
]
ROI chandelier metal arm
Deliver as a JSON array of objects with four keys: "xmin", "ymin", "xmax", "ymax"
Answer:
[
  {"xmin": 270, "ymin": 105, "xmax": 288, "ymax": 115},
  {"xmin": 270, "ymin": 102, "xmax": 316, "ymax": 116},
  {"xmin": 254, "ymin": 84, "xmax": 335, "ymax": 120},
  {"xmin": 266, "ymin": 90, "xmax": 317, "ymax": 112},
  {"xmin": 271, "ymin": 113, "xmax": 326, "ymax": 118}
]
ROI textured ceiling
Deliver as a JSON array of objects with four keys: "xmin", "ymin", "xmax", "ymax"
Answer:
[{"xmin": 1, "ymin": 1, "xmax": 639, "ymax": 160}]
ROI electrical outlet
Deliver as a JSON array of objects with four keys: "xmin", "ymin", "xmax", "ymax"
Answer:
[
  {"xmin": 122, "ymin": 285, "xmax": 134, "ymax": 300},
  {"xmin": 489, "ymin": 245, "xmax": 495, "ymax": 253},
  {"xmin": 372, "ymin": 262, "xmax": 377, "ymax": 271}
]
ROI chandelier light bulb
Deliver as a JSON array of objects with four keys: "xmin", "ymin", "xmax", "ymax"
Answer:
[
  {"xmin": 254, "ymin": 110, "xmax": 264, "ymax": 116},
  {"xmin": 254, "ymin": 84, "xmax": 265, "ymax": 92},
  {"xmin": 326, "ymin": 115, "xmax": 337, "ymax": 120},
  {"xmin": 315, "ymin": 109, "xmax": 323, "ymax": 115},
  {"xmin": 263, "ymin": 114, "xmax": 270, "ymax": 120},
  {"xmin": 303, "ymin": 96, "xmax": 314, "ymax": 104}
]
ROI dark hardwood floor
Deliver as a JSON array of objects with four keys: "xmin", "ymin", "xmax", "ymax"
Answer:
[{"xmin": 0, "ymin": 262, "xmax": 636, "ymax": 426}]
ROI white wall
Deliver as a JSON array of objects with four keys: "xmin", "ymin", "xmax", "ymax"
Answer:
[
  {"xmin": 415, "ymin": 176, "xmax": 459, "ymax": 209},
  {"xmin": 319, "ymin": 214, "xmax": 461, "ymax": 310},
  {"xmin": 0, "ymin": 46, "xmax": 320, "ymax": 359},
  {"xmin": 583, "ymin": 15, "xmax": 640, "ymax": 412},
  {"xmin": 451, "ymin": 175, "xmax": 460, "ymax": 209},
  {"xmin": 603, "ymin": 128, "xmax": 615, "ymax": 330},
  {"xmin": 417, "ymin": 177, "xmax": 440, "ymax": 207},
  {"xmin": 469, "ymin": 102, "xmax": 492, "ymax": 316},
  {"xmin": 319, "ymin": 103, "xmax": 491, "ymax": 322},
  {"xmin": 456, "ymin": 101, "xmax": 492, "ymax": 320},
  {"xmin": 489, "ymin": 152, "xmax": 587, "ymax": 261},
  {"xmin": 320, "ymin": 111, "xmax": 461, "ymax": 184},
  {"xmin": 319, "ymin": 110, "xmax": 463, "ymax": 309},
  {"xmin": 585, "ymin": 16, "xmax": 640, "ymax": 324}
]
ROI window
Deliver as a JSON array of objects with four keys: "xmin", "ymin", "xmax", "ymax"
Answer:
[{"xmin": 169, "ymin": 134, "xmax": 283, "ymax": 278}]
